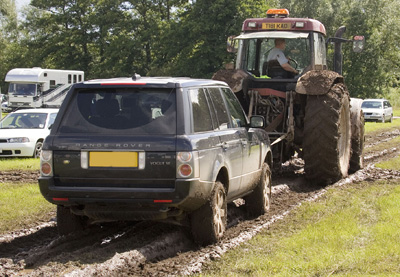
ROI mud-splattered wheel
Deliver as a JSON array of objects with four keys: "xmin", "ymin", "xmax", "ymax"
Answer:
[
  {"xmin": 245, "ymin": 163, "xmax": 271, "ymax": 217},
  {"xmin": 303, "ymin": 83, "xmax": 351, "ymax": 185},
  {"xmin": 349, "ymin": 99, "xmax": 365, "ymax": 173},
  {"xmin": 57, "ymin": 205, "xmax": 86, "ymax": 236},
  {"xmin": 191, "ymin": 181, "xmax": 227, "ymax": 245}
]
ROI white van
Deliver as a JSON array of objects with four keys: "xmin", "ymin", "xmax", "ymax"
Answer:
[{"xmin": 5, "ymin": 67, "xmax": 84, "ymax": 111}]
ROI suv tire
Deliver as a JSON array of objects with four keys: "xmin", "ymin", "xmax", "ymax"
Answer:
[
  {"xmin": 245, "ymin": 162, "xmax": 271, "ymax": 217},
  {"xmin": 191, "ymin": 181, "xmax": 227, "ymax": 245},
  {"xmin": 57, "ymin": 205, "xmax": 86, "ymax": 236}
]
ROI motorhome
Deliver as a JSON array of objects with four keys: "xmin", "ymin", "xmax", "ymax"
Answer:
[{"xmin": 5, "ymin": 67, "xmax": 84, "ymax": 111}]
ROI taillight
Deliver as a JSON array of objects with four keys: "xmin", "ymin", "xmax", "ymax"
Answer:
[
  {"xmin": 176, "ymin": 151, "xmax": 199, "ymax": 179},
  {"xmin": 178, "ymin": 164, "xmax": 193, "ymax": 177},
  {"xmin": 40, "ymin": 150, "xmax": 53, "ymax": 176}
]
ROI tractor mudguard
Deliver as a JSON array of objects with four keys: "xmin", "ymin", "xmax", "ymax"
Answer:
[
  {"xmin": 212, "ymin": 69, "xmax": 249, "ymax": 93},
  {"xmin": 296, "ymin": 70, "xmax": 344, "ymax": 95}
]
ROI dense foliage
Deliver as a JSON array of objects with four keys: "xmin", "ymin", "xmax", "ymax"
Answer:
[{"xmin": 1, "ymin": 0, "xmax": 400, "ymax": 99}]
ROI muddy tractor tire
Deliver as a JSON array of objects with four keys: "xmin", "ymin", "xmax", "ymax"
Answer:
[
  {"xmin": 245, "ymin": 163, "xmax": 272, "ymax": 217},
  {"xmin": 303, "ymin": 83, "xmax": 351, "ymax": 185},
  {"xmin": 57, "ymin": 205, "xmax": 86, "ymax": 236},
  {"xmin": 190, "ymin": 181, "xmax": 227, "ymax": 245},
  {"xmin": 349, "ymin": 98, "xmax": 365, "ymax": 173}
]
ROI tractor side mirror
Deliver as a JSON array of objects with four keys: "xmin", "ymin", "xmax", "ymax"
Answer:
[
  {"xmin": 227, "ymin": 36, "xmax": 238, "ymax": 53},
  {"xmin": 353, "ymin": 36, "xmax": 365, "ymax": 53}
]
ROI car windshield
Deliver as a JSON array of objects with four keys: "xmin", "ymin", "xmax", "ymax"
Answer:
[
  {"xmin": 57, "ymin": 87, "xmax": 176, "ymax": 135},
  {"xmin": 0, "ymin": 113, "xmax": 48, "ymax": 129},
  {"xmin": 362, "ymin": 101, "xmax": 382, "ymax": 109}
]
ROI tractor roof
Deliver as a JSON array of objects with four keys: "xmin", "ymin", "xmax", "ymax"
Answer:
[{"xmin": 242, "ymin": 9, "xmax": 326, "ymax": 36}]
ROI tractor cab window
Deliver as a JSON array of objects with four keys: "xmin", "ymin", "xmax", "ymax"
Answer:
[
  {"xmin": 242, "ymin": 36, "xmax": 311, "ymax": 77},
  {"xmin": 314, "ymin": 33, "xmax": 327, "ymax": 70}
]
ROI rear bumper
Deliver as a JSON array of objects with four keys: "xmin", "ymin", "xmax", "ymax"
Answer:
[{"xmin": 38, "ymin": 177, "xmax": 214, "ymax": 220}]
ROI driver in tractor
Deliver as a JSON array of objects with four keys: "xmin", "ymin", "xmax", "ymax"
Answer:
[{"xmin": 266, "ymin": 38, "xmax": 299, "ymax": 78}]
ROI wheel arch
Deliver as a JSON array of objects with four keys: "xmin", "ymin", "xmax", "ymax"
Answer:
[
  {"xmin": 215, "ymin": 166, "xmax": 229, "ymax": 192},
  {"xmin": 296, "ymin": 70, "xmax": 344, "ymax": 96},
  {"xmin": 265, "ymin": 149, "xmax": 273, "ymax": 169}
]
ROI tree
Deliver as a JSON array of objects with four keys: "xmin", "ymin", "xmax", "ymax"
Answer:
[
  {"xmin": 148, "ymin": 0, "xmax": 272, "ymax": 78},
  {"xmin": 279, "ymin": 0, "xmax": 400, "ymax": 98},
  {"xmin": 0, "ymin": 0, "xmax": 18, "ymax": 92}
]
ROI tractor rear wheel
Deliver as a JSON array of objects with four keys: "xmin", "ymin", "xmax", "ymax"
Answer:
[{"xmin": 303, "ymin": 83, "xmax": 351, "ymax": 185}]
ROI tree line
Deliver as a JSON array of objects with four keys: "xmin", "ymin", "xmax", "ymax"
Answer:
[{"xmin": 1, "ymin": 0, "xmax": 399, "ymax": 99}]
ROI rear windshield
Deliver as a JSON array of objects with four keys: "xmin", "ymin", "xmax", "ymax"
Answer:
[{"xmin": 57, "ymin": 87, "xmax": 176, "ymax": 134}]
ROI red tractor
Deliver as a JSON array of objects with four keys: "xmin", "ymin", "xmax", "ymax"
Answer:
[{"xmin": 213, "ymin": 9, "xmax": 365, "ymax": 185}]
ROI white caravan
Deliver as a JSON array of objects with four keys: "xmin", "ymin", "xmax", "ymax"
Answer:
[{"xmin": 5, "ymin": 67, "xmax": 84, "ymax": 111}]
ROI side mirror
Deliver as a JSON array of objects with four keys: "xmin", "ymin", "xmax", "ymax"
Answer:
[
  {"xmin": 250, "ymin": 115, "xmax": 265, "ymax": 128},
  {"xmin": 353, "ymin": 36, "xmax": 365, "ymax": 53},
  {"xmin": 227, "ymin": 36, "xmax": 238, "ymax": 53}
]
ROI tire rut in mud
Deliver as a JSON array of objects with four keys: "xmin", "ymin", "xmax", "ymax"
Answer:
[{"xmin": 1, "ymin": 128, "xmax": 400, "ymax": 276}]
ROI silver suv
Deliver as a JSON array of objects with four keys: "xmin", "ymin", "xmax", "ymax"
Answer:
[{"xmin": 38, "ymin": 76, "xmax": 272, "ymax": 245}]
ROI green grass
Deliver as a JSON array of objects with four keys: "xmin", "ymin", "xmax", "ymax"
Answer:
[
  {"xmin": 0, "ymin": 158, "xmax": 40, "ymax": 171},
  {"xmin": 376, "ymin": 155, "xmax": 400, "ymax": 170},
  {"xmin": 364, "ymin": 117, "xmax": 400, "ymax": 135},
  {"xmin": 0, "ymin": 182, "xmax": 55, "ymax": 234},
  {"xmin": 203, "ymin": 181, "xmax": 400, "ymax": 276}
]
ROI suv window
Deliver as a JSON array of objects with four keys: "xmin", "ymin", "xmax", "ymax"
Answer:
[
  {"xmin": 57, "ymin": 88, "xmax": 176, "ymax": 134},
  {"xmin": 207, "ymin": 87, "xmax": 230, "ymax": 130},
  {"xmin": 189, "ymin": 88, "xmax": 214, "ymax": 133},
  {"xmin": 221, "ymin": 88, "xmax": 248, "ymax": 127}
]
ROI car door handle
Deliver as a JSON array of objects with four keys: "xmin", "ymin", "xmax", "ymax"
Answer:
[{"xmin": 241, "ymin": 140, "xmax": 248, "ymax": 147}]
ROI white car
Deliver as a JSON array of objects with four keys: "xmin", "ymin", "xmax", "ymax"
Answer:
[
  {"xmin": 1, "ymin": 101, "xmax": 8, "ymax": 113},
  {"xmin": 361, "ymin": 99, "xmax": 393, "ymax": 123},
  {"xmin": 0, "ymin": 108, "xmax": 58, "ymax": 158}
]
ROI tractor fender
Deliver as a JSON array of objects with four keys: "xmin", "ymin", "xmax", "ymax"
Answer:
[
  {"xmin": 212, "ymin": 69, "xmax": 249, "ymax": 93},
  {"xmin": 296, "ymin": 70, "xmax": 344, "ymax": 95}
]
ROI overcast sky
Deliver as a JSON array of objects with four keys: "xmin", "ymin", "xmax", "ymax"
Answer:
[{"xmin": 15, "ymin": 0, "xmax": 31, "ymax": 11}]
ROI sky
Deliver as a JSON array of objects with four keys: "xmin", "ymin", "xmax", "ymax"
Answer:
[{"xmin": 15, "ymin": 0, "xmax": 30, "ymax": 11}]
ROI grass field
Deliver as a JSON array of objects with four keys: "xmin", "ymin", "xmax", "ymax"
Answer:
[
  {"xmin": 0, "ymin": 182, "xmax": 54, "ymax": 233},
  {"xmin": 203, "ymin": 180, "xmax": 400, "ymax": 276},
  {"xmin": 0, "ymin": 157, "xmax": 39, "ymax": 171}
]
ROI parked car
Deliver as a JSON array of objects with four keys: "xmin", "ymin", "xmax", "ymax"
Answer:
[
  {"xmin": 1, "ymin": 93, "xmax": 8, "ymax": 113},
  {"xmin": 1, "ymin": 101, "xmax": 9, "ymax": 113},
  {"xmin": 38, "ymin": 76, "xmax": 273, "ymax": 245},
  {"xmin": 361, "ymin": 99, "xmax": 393, "ymax": 123},
  {"xmin": 0, "ymin": 108, "xmax": 58, "ymax": 157}
]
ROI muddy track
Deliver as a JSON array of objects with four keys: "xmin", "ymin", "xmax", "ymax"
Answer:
[{"xmin": 1, "ymin": 129, "xmax": 400, "ymax": 276}]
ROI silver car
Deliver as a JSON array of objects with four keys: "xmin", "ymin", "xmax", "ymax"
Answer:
[{"xmin": 361, "ymin": 99, "xmax": 393, "ymax": 123}]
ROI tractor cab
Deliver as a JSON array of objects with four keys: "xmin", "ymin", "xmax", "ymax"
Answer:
[{"xmin": 232, "ymin": 9, "xmax": 328, "ymax": 81}]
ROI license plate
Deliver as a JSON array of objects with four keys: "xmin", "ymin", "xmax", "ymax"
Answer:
[
  {"xmin": 89, "ymin": 152, "xmax": 138, "ymax": 167},
  {"xmin": 262, "ymin": 23, "xmax": 291, "ymax": 30}
]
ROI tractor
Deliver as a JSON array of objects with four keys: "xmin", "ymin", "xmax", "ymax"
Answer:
[{"xmin": 213, "ymin": 9, "xmax": 365, "ymax": 185}]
